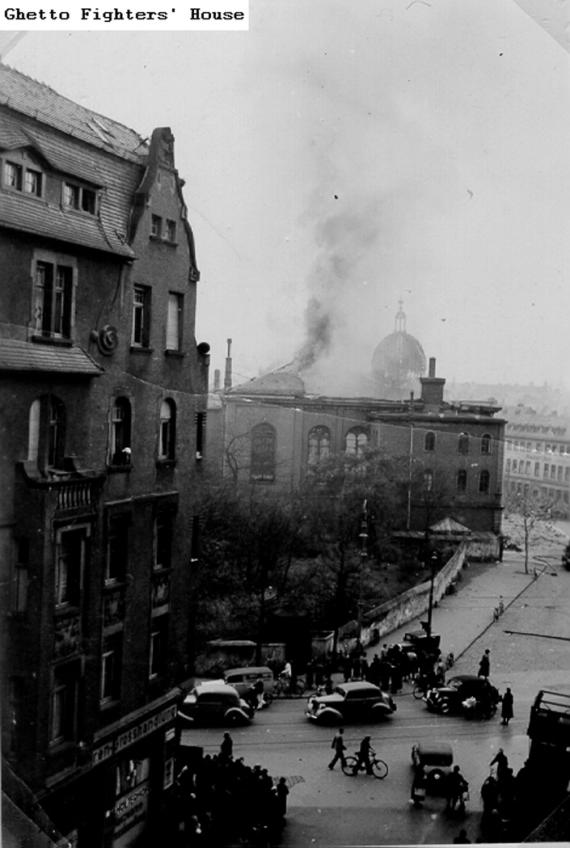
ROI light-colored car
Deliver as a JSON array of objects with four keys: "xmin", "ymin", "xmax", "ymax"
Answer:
[
  {"xmin": 178, "ymin": 681, "xmax": 254, "ymax": 726},
  {"xmin": 306, "ymin": 681, "xmax": 396, "ymax": 724}
]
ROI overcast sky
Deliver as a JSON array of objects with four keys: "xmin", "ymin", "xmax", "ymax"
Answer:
[{"xmin": 6, "ymin": 0, "xmax": 570, "ymax": 394}]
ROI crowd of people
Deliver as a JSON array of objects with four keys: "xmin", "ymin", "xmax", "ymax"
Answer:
[{"xmin": 171, "ymin": 734, "xmax": 288, "ymax": 846}]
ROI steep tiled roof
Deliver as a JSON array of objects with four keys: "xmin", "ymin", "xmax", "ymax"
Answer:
[
  {"xmin": 0, "ymin": 63, "xmax": 148, "ymax": 163},
  {"xmin": 0, "ymin": 338, "xmax": 103, "ymax": 375},
  {"xmin": 0, "ymin": 188, "xmax": 134, "ymax": 257}
]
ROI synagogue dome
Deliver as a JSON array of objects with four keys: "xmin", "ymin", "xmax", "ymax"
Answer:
[{"xmin": 371, "ymin": 303, "xmax": 426, "ymax": 399}]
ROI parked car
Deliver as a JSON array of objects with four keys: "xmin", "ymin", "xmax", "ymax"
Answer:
[
  {"xmin": 178, "ymin": 681, "xmax": 254, "ymax": 726},
  {"xmin": 424, "ymin": 674, "xmax": 499, "ymax": 716},
  {"xmin": 411, "ymin": 741, "xmax": 454, "ymax": 794},
  {"xmin": 306, "ymin": 681, "xmax": 396, "ymax": 724}
]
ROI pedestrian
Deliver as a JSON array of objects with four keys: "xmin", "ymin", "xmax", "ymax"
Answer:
[
  {"xmin": 480, "ymin": 773, "xmax": 499, "ymax": 819},
  {"xmin": 446, "ymin": 765, "xmax": 469, "ymax": 813},
  {"xmin": 478, "ymin": 649, "xmax": 490, "ymax": 679},
  {"xmin": 220, "ymin": 732, "xmax": 233, "ymax": 760},
  {"xmin": 500, "ymin": 687, "xmax": 514, "ymax": 726},
  {"xmin": 328, "ymin": 727, "xmax": 347, "ymax": 770},
  {"xmin": 410, "ymin": 764, "xmax": 427, "ymax": 808},
  {"xmin": 275, "ymin": 777, "xmax": 289, "ymax": 818},
  {"xmin": 490, "ymin": 748, "xmax": 509, "ymax": 783},
  {"xmin": 453, "ymin": 828, "xmax": 471, "ymax": 843}
]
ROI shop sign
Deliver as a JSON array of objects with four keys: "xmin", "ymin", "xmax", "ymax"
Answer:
[
  {"xmin": 92, "ymin": 703, "xmax": 177, "ymax": 764},
  {"xmin": 113, "ymin": 781, "xmax": 149, "ymax": 840}
]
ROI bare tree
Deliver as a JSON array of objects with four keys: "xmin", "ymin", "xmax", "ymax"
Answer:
[{"xmin": 504, "ymin": 486, "xmax": 555, "ymax": 574}]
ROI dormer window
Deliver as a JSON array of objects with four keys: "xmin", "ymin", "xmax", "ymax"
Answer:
[
  {"xmin": 3, "ymin": 160, "xmax": 43, "ymax": 197},
  {"xmin": 25, "ymin": 168, "xmax": 42, "ymax": 196},
  {"xmin": 63, "ymin": 181, "xmax": 97, "ymax": 214},
  {"xmin": 5, "ymin": 161, "xmax": 22, "ymax": 190}
]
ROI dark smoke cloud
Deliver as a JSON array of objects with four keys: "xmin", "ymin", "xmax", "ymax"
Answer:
[{"xmin": 294, "ymin": 201, "xmax": 380, "ymax": 373}]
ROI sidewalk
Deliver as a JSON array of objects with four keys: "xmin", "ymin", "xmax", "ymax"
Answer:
[{"xmin": 363, "ymin": 549, "xmax": 554, "ymax": 665}]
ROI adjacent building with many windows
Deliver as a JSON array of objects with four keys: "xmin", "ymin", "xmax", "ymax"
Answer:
[
  {"xmin": 0, "ymin": 64, "xmax": 209, "ymax": 847},
  {"xmin": 503, "ymin": 407, "xmax": 570, "ymax": 517}
]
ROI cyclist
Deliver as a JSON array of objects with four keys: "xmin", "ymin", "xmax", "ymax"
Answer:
[{"xmin": 354, "ymin": 735, "xmax": 374, "ymax": 775}]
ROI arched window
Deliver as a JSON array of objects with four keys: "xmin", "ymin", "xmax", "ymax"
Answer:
[
  {"xmin": 481, "ymin": 433, "xmax": 491, "ymax": 455},
  {"xmin": 307, "ymin": 426, "xmax": 331, "ymax": 468},
  {"xmin": 159, "ymin": 399, "xmax": 176, "ymax": 460},
  {"xmin": 458, "ymin": 433, "xmax": 469, "ymax": 455},
  {"xmin": 424, "ymin": 431, "xmax": 436, "ymax": 452},
  {"xmin": 110, "ymin": 398, "xmax": 132, "ymax": 466},
  {"xmin": 27, "ymin": 395, "xmax": 66, "ymax": 471},
  {"xmin": 456, "ymin": 469, "xmax": 467, "ymax": 493},
  {"xmin": 345, "ymin": 428, "xmax": 369, "ymax": 458},
  {"xmin": 479, "ymin": 470, "xmax": 490, "ymax": 494},
  {"xmin": 424, "ymin": 469, "xmax": 434, "ymax": 492},
  {"xmin": 250, "ymin": 423, "xmax": 276, "ymax": 482}
]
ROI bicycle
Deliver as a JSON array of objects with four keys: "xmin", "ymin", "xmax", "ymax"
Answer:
[
  {"xmin": 341, "ymin": 751, "xmax": 389, "ymax": 779},
  {"xmin": 273, "ymin": 676, "xmax": 306, "ymax": 698},
  {"xmin": 412, "ymin": 674, "xmax": 432, "ymax": 700}
]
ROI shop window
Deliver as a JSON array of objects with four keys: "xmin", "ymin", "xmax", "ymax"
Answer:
[
  {"xmin": 307, "ymin": 426, "xmax": 331, "ymax": 468},
  {"xmin": 250, "ymin": 423, "xmax": 276, "ymax": 482},
  {"xmin": 158, "ymin": 399, "xmax": 176, "ymax": 460},
  {"xmin": 50, "ymin": 662, "xmax": 80, "ymax": 745},
  {"xmin": 458, "ymin": 433, "xmax": 469, "ymax": 455},
  {"xmin": 109, "ymin": 398, "xmax": 132, "ymax": 466},
  {"xmin": 33, "ymin": 256, "xmax": 75, "ymax": 340},
  {"xmin": 149, "ymin": 616, "xmax": 168, "ymax": 679},
  {"xmin": 116, "ymin": 757, "xmax": 150, "ymax": 797},
  {"xmin": 100, "ymin": 635, "xmax": 122, "ymax": 704},
  {"xmin": 481, "ymin": 433, "xmax": 491, "ymax": 455},
  {"xmin": 424, "ymin": 431, "xmax": 436, "ymax": 452},
  {"xmin": 479, "ymin": 470, "xmax": 490, "ymax": 494},
  {"xmin": 55, "ymin": 526, "xmax": 88, "ymax": 608},
  {"xmin": 132, "ymin": 285, "xmax": 151, "ymax": 347},
  {"xmin": 165, "ymin": 293, "xmax": 183, "ymax": 351},
  {"xmin": 106, "ymin": 515, "xmax": 129, "ymax": 583},
  {"xmin": 456, "ymin": 469, "xmax": 467, "ymax": 493},
  {"xmin": 154, "ymin": 514, "xmax": 172, "ymax": 570},
  {"xmin": 345, "ymin": 427, "xmax": 369, "ymax": 458}
]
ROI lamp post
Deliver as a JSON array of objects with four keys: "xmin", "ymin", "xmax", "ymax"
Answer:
[
  {"xmin": 357, "ymin": 499, "xmax": 369, "ymax": 644},
  {"xmin": 426, "ymin": 550, "xmax": 438, "ymax": 639}
]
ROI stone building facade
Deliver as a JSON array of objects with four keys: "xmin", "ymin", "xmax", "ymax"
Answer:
[
  {"xmin": 0, "ymin": 64, "xmax": 208, "ymax": 847},
  {"xmin": 209, "ymin": 357, "xmax": 505, "ymax": 535}
]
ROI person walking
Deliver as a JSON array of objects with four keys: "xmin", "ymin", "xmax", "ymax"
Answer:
[
  {"xmin": 275, "ymin": 777, "xmax": 289, "ymax": 819},
  {"xmin": 445, "ymin": 765, "xmax": 469, "ymax": 813},
  {"xmin": 478, "ymin": 649, "xmax": 490, "ymax": 679},
  {"xmin": 490, "ymin": 748, "xmax": 509, "ymax": 783},
  {"xmin": 410, "ymin": 765, "xmax": 427, "ymax": 808},
  {"xmin": 328, "ymin": 728, "xmax": 347, "ymax": 770},
  {"xmin": 220, "ymin": 732, "xmax": 233, "ymax": 760},
  {"xmin": 500, "ymin": 687, "xmax": 514, "ymax": 726}
]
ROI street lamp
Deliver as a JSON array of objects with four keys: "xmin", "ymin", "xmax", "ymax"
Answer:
[
  {"xmin": 425, "ymin": 550, "xmax": 439, "ymax": 639},
  {"xmin": 357, "ymin": 499, "xmax": 369, "ymax": 643}
]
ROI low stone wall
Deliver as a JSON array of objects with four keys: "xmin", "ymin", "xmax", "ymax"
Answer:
[{"xmin": 341, "ymin": 543, "xmax": 468, "ymax": 649}]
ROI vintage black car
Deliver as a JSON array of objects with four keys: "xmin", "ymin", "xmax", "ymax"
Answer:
[
  {"xmin": 306, "ymin": 681, "xmax": 396, "ymax": 724},
  {"xmin": 424, "ymin": 674, "xmax": 499, "ymax": 716},
  {"xmin": 178, "ymin": 681, "xmax": 254, "ymax": 726},
  {"xmin": 411, "ymin": 741, "xmax": 454, "ymax": 794}
]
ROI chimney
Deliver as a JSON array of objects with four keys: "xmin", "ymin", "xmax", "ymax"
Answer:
[
  {"xmin": 213, "ymin": 369, "xmax": 221, "ymax": 391},
  {"xmin": 420, "ymin": 357, "xmax": 445, "ymax": 406},
  {"xmin": 224, "ymin": 338, "xmax": 233, "ymax": 391}
]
